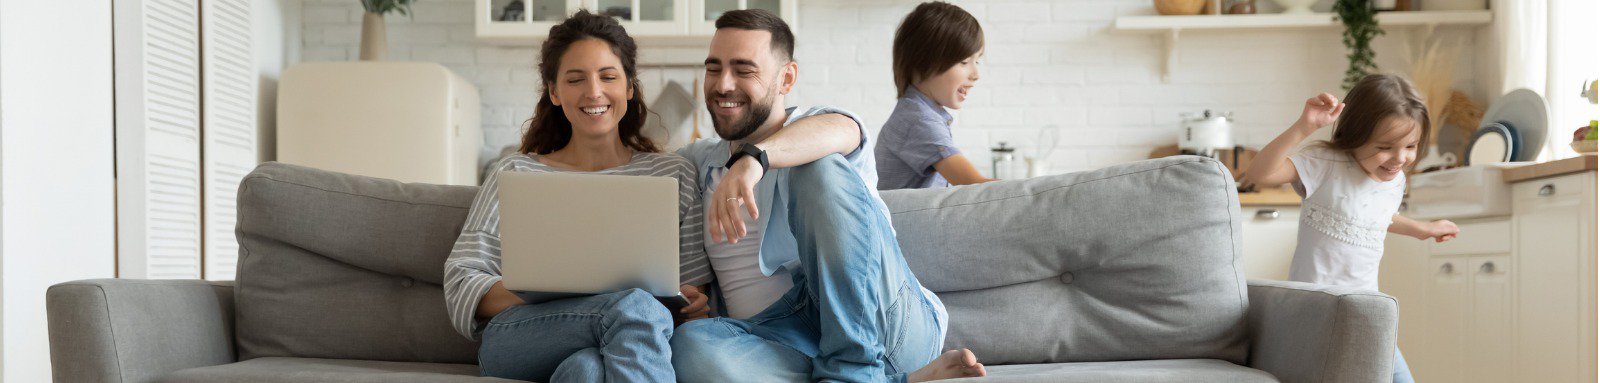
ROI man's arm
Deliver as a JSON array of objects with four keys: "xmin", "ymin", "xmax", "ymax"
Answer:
[
  {"xmin": 754, "ymin": 113, "xmax": 861, "ymax": 168},
  {"xmin": 709, "ymin": 113, "xmax": 861, "ymax": 244}
]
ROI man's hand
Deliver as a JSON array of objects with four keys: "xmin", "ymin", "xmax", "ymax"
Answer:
[
  {"xmin": 679, "ymin": 284, "xmax": 711, "ymax": 322},
  {"xmin": 709, "ymin": 156, "xmax": 763, "ymax": 244},
  {"xmin": 1423, "ymin": 219, "xmax": 1459, "ymax": 242}
]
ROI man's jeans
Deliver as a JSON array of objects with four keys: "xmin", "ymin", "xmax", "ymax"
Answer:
[
  {"xmin": 672, "ymin": 154, "xmax": 946, "ymax": 382},
  {"xmin": 478, "ymin": 288, "xmax": 675, "ymax": 383}
]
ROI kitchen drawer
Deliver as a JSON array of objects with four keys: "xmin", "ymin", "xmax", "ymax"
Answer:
[
  {"xmin": 1429, "ymin": 219, "xmax": 1511, "ymax": 256},
  {"xmin": 1512, "ymin": 173, "xmax": 1588, "ymax": 200}
]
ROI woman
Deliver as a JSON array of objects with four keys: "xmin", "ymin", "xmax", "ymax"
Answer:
[
  {"xmin": 875, "ymin": 1, "xmax": 993, "ymax": 190},
  {"xmin": 442, "ymin": 10, "xmax": 711, "ymax": 382}
]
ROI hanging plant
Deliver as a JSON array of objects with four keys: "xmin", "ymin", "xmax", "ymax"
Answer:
[{"xmin": 1333, "ymin": 0, "xmax": 1384, "ymax": 91}]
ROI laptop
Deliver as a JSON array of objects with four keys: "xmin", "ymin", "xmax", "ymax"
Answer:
[{"xmin": 495, "ymin": 171, "xmax": 688, "ymax": 308}]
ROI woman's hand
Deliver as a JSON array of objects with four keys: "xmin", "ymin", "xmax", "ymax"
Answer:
[
  {"xmin": 679, "ymin": 284, "xmax": 711, "ymax": 322},
  {"xmin": 1296, "ymin": 93, "xmax": 1345, "ymax": 130},
  {"xmin": 476, "ymin": 281, "xmax": 525, "ymax": 319},
  {"xmin": 1425, "ymin": 219, "xmax": 1459, "ymax": 242},
  {"xmin": 708, "ymin": 157, "xmax": 762, "ymax": 244}
]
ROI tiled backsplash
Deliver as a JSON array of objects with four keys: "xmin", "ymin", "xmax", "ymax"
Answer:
[{"xmin": 300, "ymin": 0, "xmax": 1482, "ymax": 175}]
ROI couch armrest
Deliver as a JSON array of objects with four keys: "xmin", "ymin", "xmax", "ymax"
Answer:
[
  {"xmin": 47, "ymin": 279, "xmax": 236, "ymax": 383},
  {"xmin": 1245, "ymin": 279, "xmax": 1398, "ymax": 383}
]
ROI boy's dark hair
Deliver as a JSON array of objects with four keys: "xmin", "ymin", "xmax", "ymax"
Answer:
[
  {"xmin": 892, "ymin": 1, "xmax": 983, "ymax": 97},
  {"xmin": 715, "ymin": 9, "xmax": 794, "ymax": 63}
]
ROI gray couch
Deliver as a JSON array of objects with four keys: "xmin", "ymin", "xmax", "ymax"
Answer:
[{"xmin": 47, "ymin": 156, "xmax": 1399, "ymax": 382}]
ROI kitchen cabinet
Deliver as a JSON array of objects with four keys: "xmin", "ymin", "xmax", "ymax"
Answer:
[
  {"xmin": 1383, "ymin": 169, "xmax": 1597, "ymax": 382},
  {"xmin": 477, "ymin": 0, "xmax": 797, "ymax": 43},
  {"xmin": 1238, "ymin": 205, "xmax": 1299, "ymax": 280},
  {"xmin": 1510, "ymin": 172, "xmax": 1597, "ymax": 382}
]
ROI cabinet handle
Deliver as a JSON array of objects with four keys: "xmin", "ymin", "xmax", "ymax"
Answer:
[
  {"xmin": 1254, "ymin": 209, "xmax": 1279, "ymax": 219},
  {"xmin": 1439, "ymin": 263, "xmax": 1454, "ymax": 274},
  {"xmin": 1539, "ymin": 184, "xmax": 1556, "ymax": 196},
  {"xmin": 1480, "ymin": 261, "xmax": 1496, "ymax": 274}
]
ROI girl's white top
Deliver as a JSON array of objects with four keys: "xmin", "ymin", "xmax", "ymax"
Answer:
[{"xmin": 1287, "ymin": 146, "xmax": 1405, "ymax": 291}]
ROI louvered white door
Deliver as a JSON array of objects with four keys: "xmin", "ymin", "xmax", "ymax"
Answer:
[
  {"xmin": 201, "ymin": 0, "xmax": 255, "ymax": 280},
  {"xmin": 115, "ymin": 0, "xmax": 203, "ymax": 279}
]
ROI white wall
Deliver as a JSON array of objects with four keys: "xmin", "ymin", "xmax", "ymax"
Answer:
[
  {"xmin": 0, "ymin": 0, "xmax": 118, "ymax": 382},
  {"xmin": 257, "ymin": 0, "xmax": 302, "ymax": 163},
  {"xmin": 299, "ymin": 0, "xmax": 1483, "ymax": 175}
]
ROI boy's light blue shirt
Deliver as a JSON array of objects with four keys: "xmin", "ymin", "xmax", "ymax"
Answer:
[{"xmin": 676, "ymin": 105, "xmax": 889, "ymax": 276}]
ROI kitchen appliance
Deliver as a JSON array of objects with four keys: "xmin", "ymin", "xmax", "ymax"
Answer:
[
  {"xmin": 991, "ymin": 142, "xmax": 1016, "ymax": 180},
  {"xmin": 278, "ymin": 62, "xmax": 482, "ymax": 185},
  {"xmin": 1480, "ymin": 88, "xmax": 1548, "ymax": 162},
  {"xmin": 1179, "ymin": 110, "xmax": 1234, "ymax": 158}
]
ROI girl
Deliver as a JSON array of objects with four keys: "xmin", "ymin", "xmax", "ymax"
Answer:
[
  {"xmin": 1241, "ymin": 73, "xmax": 1460, "ymax": 383},
  {"xmin": 875, "ymin": 1, "xmax": 994, "ymax": 190},
  {"xmin": 442, "ymin": 11, "xmax": 712, "ymax": 382}
]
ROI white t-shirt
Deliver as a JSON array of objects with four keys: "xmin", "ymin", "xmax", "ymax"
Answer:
[
  {"xmin": 703, "ymin": 168, "xmax": 795, "ymax": 319},
  {"xmin": 1287, "ymin": 146, "xmax": 1405, "ymax": 291}
]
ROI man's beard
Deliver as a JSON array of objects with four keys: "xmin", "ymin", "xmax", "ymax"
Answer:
[{"xmin": 709, "ymin": 89, "xmax": 776, "ymax": 142}]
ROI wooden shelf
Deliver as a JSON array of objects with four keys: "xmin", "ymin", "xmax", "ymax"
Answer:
[{"xmin": 1111, "ymin": 10, "xmax": 1493, "ymax": 83}]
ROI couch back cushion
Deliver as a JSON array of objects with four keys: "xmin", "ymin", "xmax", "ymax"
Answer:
[
  {"xmin": 880, "ymin": 156, "xmax": 1249, "ymax": 365},
  {"xmin": 234, "ymin": 162, "xmax": 479, "ymax": 363}
]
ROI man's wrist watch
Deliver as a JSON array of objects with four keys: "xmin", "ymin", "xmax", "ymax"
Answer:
[{"xmin": 726, "ymin": 143, "xmax": 769, "ymax": 174}]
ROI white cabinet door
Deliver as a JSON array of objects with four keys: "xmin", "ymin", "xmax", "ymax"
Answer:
[
  {"xmin": 1238, "ymin": 206, "xmax": 1299, "ymax": 280},
  {"xmin": 1417, "ymin": 256, "xmax": 1471, "ymax": 383},
  {"xmin": 1511, "ymin": 173, "xmax": 1595, "ymax": 382},
  {"xmin": 1381, "ymin": 233, "xmax": 1428, "ymax": 354},
  {"xmin": 1468, "ymin": 255, "xmax": 1513, "ymax": 383}
]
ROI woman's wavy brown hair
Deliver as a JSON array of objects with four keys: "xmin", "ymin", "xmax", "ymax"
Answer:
[{"xmin": 519, "ymin": 10, "xmax": 657, "ymax": 155}]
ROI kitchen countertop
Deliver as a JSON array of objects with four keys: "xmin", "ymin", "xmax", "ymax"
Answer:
[
  {"xmin": 1239, "ymin": 186, "xmax": 1301, "ymax": 207},
  {"xmin": 1501, "ymin": 154, "xmax": 1598, "ymax": 183}
]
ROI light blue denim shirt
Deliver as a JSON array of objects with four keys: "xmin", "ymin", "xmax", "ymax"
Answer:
[
  {"xmin": 875, "ymin": 86, "xmax": 960, "ymax": 190},
  {"xmin": 676, "ymin": 105, "xmax": 889, "ymax": 276}
]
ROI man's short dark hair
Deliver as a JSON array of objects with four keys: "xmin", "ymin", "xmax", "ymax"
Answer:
[{"xmin": 714, "ymin": 9, "xmax": 795, "ymax": 63}]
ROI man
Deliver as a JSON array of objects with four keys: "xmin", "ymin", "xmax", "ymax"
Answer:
[{"xmin": 670, "ymin": 9, "xmax": 987, "ymax": 383}]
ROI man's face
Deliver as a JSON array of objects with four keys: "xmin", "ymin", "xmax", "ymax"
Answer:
[{"xmin": 704, "ymin": 28, "xmax": 792, "ymax": 141}]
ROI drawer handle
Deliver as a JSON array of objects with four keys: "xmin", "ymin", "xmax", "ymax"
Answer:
[
  {"xmin": 1440, "ymin": 263, "xmax": 1454, "ymax": 274},
  {"xmin": 1539, "ymin": 184, "xmax": 1556, "ymax": 196},
  {"xmin": 1480, "ymin": 262, "xmax": 1496, "ymax": 274},
  {"xmin": 1255, "ymin": 209, "xmax": 1279, "ymax": 219}
]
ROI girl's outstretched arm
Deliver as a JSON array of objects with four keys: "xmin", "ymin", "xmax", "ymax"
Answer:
[
  {"xmin": 1390, "ymin": 214, "xmax": 1460, "ymax": 242},
  {"xmin": 1240, "ymin": 93, "xmax": 1344, "ymax": 189}
]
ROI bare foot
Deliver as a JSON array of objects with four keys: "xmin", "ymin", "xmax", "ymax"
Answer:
[{"xmin": 907, "ymin": 348, "xmax": 987, "ymax": 382}]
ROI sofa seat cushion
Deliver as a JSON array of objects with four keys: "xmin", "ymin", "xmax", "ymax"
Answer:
[
  {"xmin": 949, "ymin": 359, "xmax": 1277, "ymax": 383},
  {"xmin": 158, "ymin": 357, "xmax": 518, "ymax": 383}
]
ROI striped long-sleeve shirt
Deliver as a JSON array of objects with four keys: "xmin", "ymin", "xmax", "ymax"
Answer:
[{"xmin": 443, "ymin": 152, "xmax": 712, "ymax": 340}]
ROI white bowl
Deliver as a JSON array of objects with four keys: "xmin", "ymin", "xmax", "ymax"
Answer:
[{"xmin": 1273, "ymin": 0, "xmax": 1316, "ymax": 14}]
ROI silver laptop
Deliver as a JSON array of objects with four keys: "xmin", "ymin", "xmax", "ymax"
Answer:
[{"xmin": 495, "ymin": 171, "xmax": 682, "ymax": 301}]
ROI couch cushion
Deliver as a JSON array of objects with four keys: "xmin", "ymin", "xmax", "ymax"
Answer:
[
  {"xmin": 880, "ymin": 156, "xmax": 1249, "ymax": 365},
  {"xmin": 947, "ymin": 359, "xmax": 1276, "ymax": 383},
  {"xmin": 158, "ymin": 357, "xmax": 516, "ymax": 383},
  {"xmin": 234, "ymin": 162, "xmax": 480, "ymax": 363}
]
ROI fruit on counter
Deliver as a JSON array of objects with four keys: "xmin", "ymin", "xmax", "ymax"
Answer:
[
  {"xmin": 1578, "ymin": 121, "xmax": 1599, "ymax": 142},
  {"xmin": 1590, "ymin": 120, "xmax": 1599, "ymax": 140}
]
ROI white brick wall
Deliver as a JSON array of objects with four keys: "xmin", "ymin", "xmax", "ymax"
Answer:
[{"xmin": 300, "ymin": 0, "xmax": 1482, "ymax": 175}]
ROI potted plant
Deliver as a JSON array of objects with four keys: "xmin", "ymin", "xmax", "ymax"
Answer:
[
  {"xmin": 1333, "ymin": 0, "xmax": 1383, "ymax": 90},
  {"xmin": 359, "ymin": 0, "xmax": 417, "ymax": 61}
]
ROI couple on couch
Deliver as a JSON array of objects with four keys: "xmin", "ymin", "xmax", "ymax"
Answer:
[{"xmin": 442, "ymin": 8, "xmax": 988, "ymax": 383}]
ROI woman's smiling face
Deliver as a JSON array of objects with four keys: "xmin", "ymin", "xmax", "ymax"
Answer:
[{"xmin": 548, "ymin": 38, "xmax": 633, "ymax": 139}]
